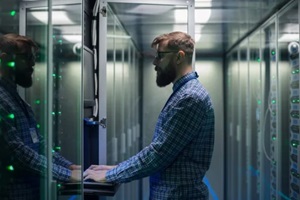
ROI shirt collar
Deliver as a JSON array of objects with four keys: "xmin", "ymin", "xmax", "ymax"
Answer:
[
  {"xmin": 0, "ymin": 77, "xmax": 17, "ymax": 92},
  {"xmin": 172, "ymin": 71, "xmax": 199, "ymax": 92}
]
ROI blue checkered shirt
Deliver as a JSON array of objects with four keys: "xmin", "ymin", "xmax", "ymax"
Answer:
[
  {"xmin": 0, "ymin": 78, "xmax": 73, "ymax": 200},
  {"xmin": 106, "ymin": 72, "xmax": 215, "ymax": 200}
]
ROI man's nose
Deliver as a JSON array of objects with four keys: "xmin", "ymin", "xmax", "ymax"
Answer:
[
  {"xmin": 153, "ymin": 58, "xmax": 158, "ymax": 65},
  {"xmin": 31, "ymin": 60, "xmax": 35, "ymax": 66}
]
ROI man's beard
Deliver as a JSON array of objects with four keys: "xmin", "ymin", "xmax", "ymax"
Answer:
[
  {"xmin": 156, "ymin": 62, "xmax": 176, "ymax": 87},
  {"xmin": 15, "ymin": 69, "xmax": 33, "ymax": 88}
]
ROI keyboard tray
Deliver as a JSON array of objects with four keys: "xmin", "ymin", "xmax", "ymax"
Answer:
[{"xmin": 59, "ymin": 181, "xmax": 120, "ymax": 196}]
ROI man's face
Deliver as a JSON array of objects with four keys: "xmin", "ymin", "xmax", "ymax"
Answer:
[
  {"xmin": 14, "ymin": 47, "xmax": 36, "ymax": 88},
  {"xmin": 153, "ymin": 43, "xmax": 177, "ymax": 87}
]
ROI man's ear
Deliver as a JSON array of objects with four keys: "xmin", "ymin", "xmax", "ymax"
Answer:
[
  {"xmin": 0, "ymin": 52, "xmax": 8, "ymax": 60},
  {"xmin": 176, "ymin": 50, "xmax": 185, "ymax": 64}
]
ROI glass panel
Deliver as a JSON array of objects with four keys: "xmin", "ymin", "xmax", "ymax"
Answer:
[
  {"xmin": 0, "ymin": 1, "xmax": 50, "ymax": 199},
  {"xmin": 225, "ymin": 52, "xmax": 231, "ymax": 199},
  {"xmin": 238, "ymin": 42, "xmax": 248, "ymax": 200},
  {"xmin": 248, "ymin": 31, "xmax": 261, "ymax": 200},
  {"xmin": 262, "ymin": 21, "xmax": 277, "ymax": 200},
  {"xmin": 25, "ymin": 3, "xmax": 50, "ymax": 199},
  {"xmin": 25, "ymin": 2, "xmax": 83, "ymax": 199},
  {"xmin": 225, "ymin": 50, "xmax": 239, "ymax": 200},
  {"xmin": 278, "ymin": 2, "xmax": 299, "ymax": 200},
  {"xmin": 51, "ymin": 3, "xmax": 83, "ymax": 199}
]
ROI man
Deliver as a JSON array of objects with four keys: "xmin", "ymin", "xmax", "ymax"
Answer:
[
  {"xmin": 84, "ymin": 31, "xmax": 215, "ymax": 199},
  {"xmin": 0, "ymin": 33, "xmax": 81, "ymax": 199}
]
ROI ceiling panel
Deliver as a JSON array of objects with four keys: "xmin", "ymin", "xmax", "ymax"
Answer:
[{"xmin": 0, "ymin": 0, "xmax": 293, "ymax": 55}]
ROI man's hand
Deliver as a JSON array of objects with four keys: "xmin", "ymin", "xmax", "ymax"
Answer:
[
  {"xmin": 83, "ymin": 169, "xmax": 107, "ymax": 182},
  {"xmin": 69, "ymin": 165, "xmax": 81, "ymax": 170},
  {"xmin": 87, "ymin": 165, "xmax": 116, "ymax": 171},
  {"xmin": 70, "ymin": 169, "xmax": 82, "ymax": 182}
]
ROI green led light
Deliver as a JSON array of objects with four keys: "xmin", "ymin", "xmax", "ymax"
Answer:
[
  {"xmin": 53, "ymin": 35, "xmax": 56, "ymax": 38},
  {"xmin": 10, "ymin": 10, "xmax": 16, "ymax": 16},
  {"xmin": 7, "ymin": 61, "xmax": 15, "ymax": 68},
  {"xmin": 8, "ymin": 113, "xmax": 14, "ymax": 119},
  {"xmin": 35, "ymin": 100, "xmax": 41, "ymax": 104},
  {"xmin": 257, "ymin": 100, "xmax": 261, "ymax": 105},
  {"xmin": 57, "ymin": 184, "xmax": 61, "ymax": 188},
  {"xmin": 257, "ymin": 58, "xmax": 261, "ymax": 62},
  {"xmin": 272, "ymin": 136, "xmax": 276, "ymax": 141},
  {"xmin": 55, "ymin": 146, "xmax": 61, "ymax": 150},
  {"xmin": 292, "ymin": 69, "xmax": 300, "ymax": 74},
  {"xmin": 52, "ymin": 149, "xmax": 55, "ymax": 153},
  {"xmin": 58, "ymin": 39, "xmax": 63, "ymax": 43},
  {"xmin": 292, "ymin": 141, "xmax": 299, "ymax": 147},
  {"xmin": 52, "ymin": 74, "xmax": 56, "ymax": 77},
  {"xmin": 271, "ymin": 50, "xmax": 275, "ymax": 55},
  {"xmin": 7, "ymin": 165, "xmax": 14, "ymax": 171},
  {"xmin": 291, "ymin": 99, "xmax": 299, "ymax": 103},
  {"xmin": 58, "ymin": 111, "xmax": 62, "ymax": 115},
  {"xmin": 36, "ymin": 124, "xmax": 40, "ymax": 129},
  {"xmin": 271, "ymin": 100, "xmax": 276, "ymax": 104}
]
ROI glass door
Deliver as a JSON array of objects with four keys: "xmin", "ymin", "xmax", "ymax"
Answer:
[{"xmin": 21, "ymin": 1, "xmax": 83, "ymax": 199}]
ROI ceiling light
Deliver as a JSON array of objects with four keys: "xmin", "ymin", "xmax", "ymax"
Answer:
[
  {"xmin": 195, "ymin": 0, "xmax": 212, "ymax": 7},
  {"xmin": 127, "ymin": 5, "xmax": 172, "ymax": 15},
  {"xmin": 278, "ymin": 34, "xmax": 299, "ymax": 42},
  {"xmin": 195, "ymin": 9, "xmax": 211, "ymax": 23},
  {"xmin": 63, "ymin": 35, "xmax": 82, "ymax": 43},
  {"xmin": 195, "ymin": 33, "xmax": 201, "ymax": 42},
  {"xmin": 31, "ymin": 11, "xmax": 74, "ymax": 25},
  {"xmin": 174, "ymin": 8, "xmax": 211, "ymax": 24}
]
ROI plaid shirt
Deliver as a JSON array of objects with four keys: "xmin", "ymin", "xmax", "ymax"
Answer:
[
  {"xmin": 0, "ymin": 78, "xmax": 72, "ymax": 200},
  {"xmin": 106, "ymin": 72, "xmax": 215, "ymax": 200}
]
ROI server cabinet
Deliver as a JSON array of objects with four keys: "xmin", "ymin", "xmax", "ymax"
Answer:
[
  {"xmin": 278, "ymin": 2, "xmax": 299, "ymax": 199},
  {"xmin": 225, "ymin": 1, "xmax": 300, "ymax": 199}
]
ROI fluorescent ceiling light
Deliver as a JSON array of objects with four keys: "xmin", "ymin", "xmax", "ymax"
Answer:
[
  {"xmin": 195, "ymin": 33, "xmax": 201, "ymax": 42},
  {"xmin": 195, "ymin": 0, "xmax": 212, "ymax": 7},
  {"xmin": 278, "ymin": 34, "xmax": 299, "ymax": 42},
  {"xmin": 174, "ymin": 9, "xmax": 211, "ymax": 23},
  {"xmin": 127, "ymin": 5, "xmax": 172, "ymax": 15},
  {"xmin": 29, "ymin": 5, "xmax": 67, "ymax": 10},
  {"xmin": 63, "ymin": 35, "xmax": 82, "ymax": 43},
  {"xmin": 195, "ymin": 9, "xmax": 211, "ymax": 23},
  {"xmin": 31, "ymin": 11, "xmax": 74, "ymax": 25},
  {"xmin": 107, "ymin": 35, "xmax": 131, "ymax": 39}
]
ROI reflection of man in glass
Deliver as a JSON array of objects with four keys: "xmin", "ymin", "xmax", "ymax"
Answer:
[
  {"xmin": 0, "ymin": 33, "xmax": 81, "ymax": 199},
  {"xmin": 84, "ymin": 31, "xmax": 215, "ymax": 200}
]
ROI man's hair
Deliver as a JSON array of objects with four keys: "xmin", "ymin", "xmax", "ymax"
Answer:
[
  {"xmin": 151, "ymin": 31, "xmax": 195, "ymax": 63},
  {"xmin": 0, "ymin": 33, "xmax": 38, "ymax": 54}
]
